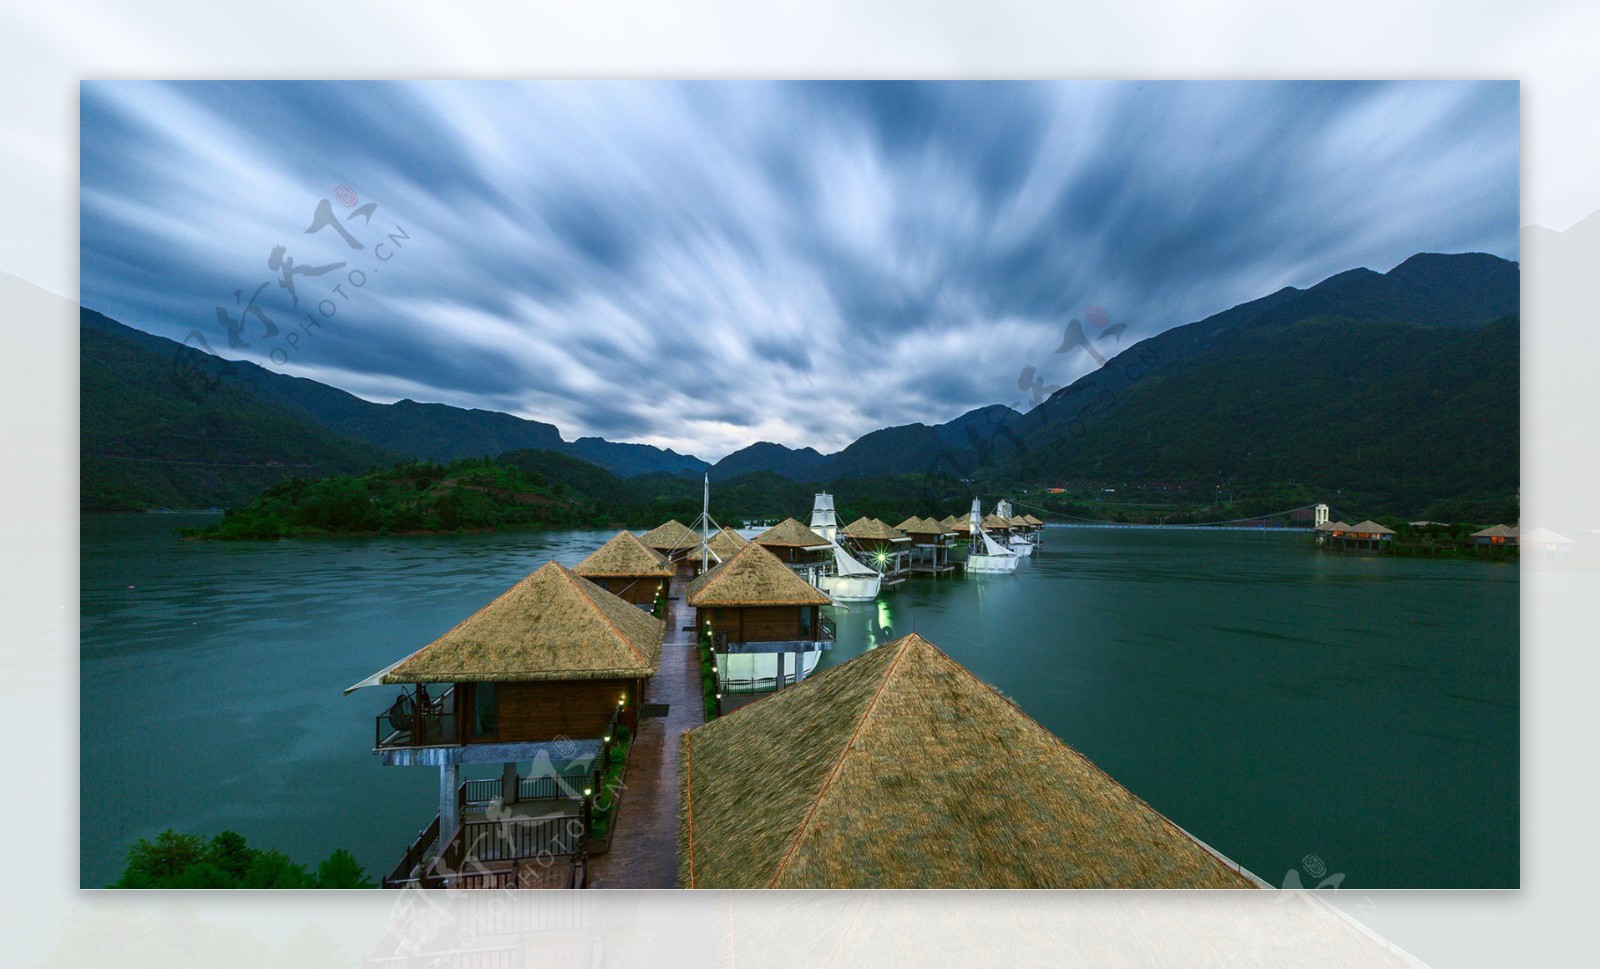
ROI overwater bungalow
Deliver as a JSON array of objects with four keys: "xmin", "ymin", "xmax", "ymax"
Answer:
[
  {"xmin": 347, "ymin": 561, "xmax": 664, "ymax": 888},
  {"xmin": 839, "ymin": 516, "xmax": 912, "ymax": 583},
  {"xmin": 1471, "ymin": 524, "xmax": 1520, "ymax": 547},
  {"xmin": 639, "ymin": 519, "xmax": 703, "ymax": 575},
  {"xmin": 677, "ymin": 633, "xmax": 1258, "ymax": 889},
  {"xmin": 686, "ymin": 540, "xmax": 835, "ymax": 701},
  {"xmin": 1344, "ymin": 520, "xmax": 1396, "ymax": 549},
  {"xmin": 896, "ymin": 515, "xmax": 958, "ymax": 574},
  {"xmin": 1312, "ymin": 519, "xmax": 1350, "ymax": 546},
  {"xmin": 751, "ymin": 517, "xmax": 835, "ymax": 575},
  {"xmin": 1315, "ymin": 519, "xmax": 1394, "ymax": 551},
  {"xmin": 572, "ymin": 530, "xmax": 676, "ymax": 607}
]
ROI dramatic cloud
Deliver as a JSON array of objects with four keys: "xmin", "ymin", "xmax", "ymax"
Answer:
[{"xmin": 79, "ymin": 80, "xmax": 1519, "ymax": 460}]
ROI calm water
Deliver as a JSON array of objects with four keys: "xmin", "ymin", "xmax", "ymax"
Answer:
[{"xmin": 80, "ymin": 515, "xmax": 1518, "ymax": 888}]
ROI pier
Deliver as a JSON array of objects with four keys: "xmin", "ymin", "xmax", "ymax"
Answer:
[{"xmin": 586, "ymin": 585, "xmax": 705, "ymax": 888}]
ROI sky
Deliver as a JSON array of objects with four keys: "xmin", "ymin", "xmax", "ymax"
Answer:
[{"xmin": 79, "ymin": 80, "xmax": 1519, "ymax": 462}]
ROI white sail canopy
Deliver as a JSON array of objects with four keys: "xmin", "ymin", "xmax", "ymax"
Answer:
[
  {"xmin": 810, "ymin": 492, "xmax": 839, "ymax": 542},
  {"xmin": 830, "ymin": 540, "xmax": 879, "ymax": 577}
]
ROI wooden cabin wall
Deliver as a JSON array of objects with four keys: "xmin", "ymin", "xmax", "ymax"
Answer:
[
  {"xmin": 597, "ymin": 575, "xmax": 665, "ymax": 605},
  {"xmin": 701, "ymin": 605, "xmax": 807, "ymax": 644},
  {"xmin": 479, "ymin": 679, "xmax": 634, "ymax": 743}
]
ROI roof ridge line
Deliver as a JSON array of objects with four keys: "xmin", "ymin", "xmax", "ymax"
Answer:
[
  {"xmin": 558, "ymin": 563, "xmax": 652, "ymax": 667},
  {"xmin": 765, "ymin": 637, "xmax": 913, "ymax": 888}
]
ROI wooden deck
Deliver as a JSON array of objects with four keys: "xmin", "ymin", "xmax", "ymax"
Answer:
[{"xmin": 585, "ymin": 585, "xmax": 704, "ymax": 888}]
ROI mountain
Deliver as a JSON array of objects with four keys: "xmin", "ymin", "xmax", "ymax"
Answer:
[
  {"xmin": 703, "ymin": 251, "xmax": 1519, "ymax": 517},
  {"xmin": 711, "ymin": 441, "xmax": 828, "ymax": 481},
  {"xmin": 80, "ymin": 309, "xmax": 709, "ymax": 508},
  {"xmin": 707, "ymin": 405, "xmax": 1026, "ymax": 482},
  {"xmin": 81, "ymin": 310, "xmax": 398, "ymax": 510},
  {"xmin": 564, "ymin": 436, "xmax": 708, "ymax": 477},
  {"xmin": 989, "ymin": 252, "xmax": 1520, "ymax": 517}
]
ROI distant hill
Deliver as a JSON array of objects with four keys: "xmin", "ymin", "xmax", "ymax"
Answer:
[
  {"xmin": 707, "ymin": 404, "xmax": 1026, "ymax": 481},
  {"xmin": 80, "ymin": 309, "xmax": 709, "ymax": 508},
  {"xmin": 81, "ymin": 310, "xmax": 398, "ymax": 510},
  {"xmin": 990, "ymin": 252, "xmax": 1520, "ymax": 518},
  {"xmin": 711, "ymin": 441, "xmax": 828, "ymax": 481}
]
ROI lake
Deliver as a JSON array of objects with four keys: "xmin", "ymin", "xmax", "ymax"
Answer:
[{"xmin": 80, "ymin": 514, "xmax": 1518, "ymax": 888}]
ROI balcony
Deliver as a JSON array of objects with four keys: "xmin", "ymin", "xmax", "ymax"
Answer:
[{"xmin": 375, "ymin": 685, "xmax": 458, "ymax": 750}]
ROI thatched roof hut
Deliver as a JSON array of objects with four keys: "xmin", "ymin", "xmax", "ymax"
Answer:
[
  {"xmin": 1470, "ymin": 523, "xmax": 1519, "ymax": 540},
  {"xmin": 639, "ymin": 519, "xmax": 702, "ymax": 553},
  {"xmin": 841, "ymin": 517, "xmax": 910, "ymax": 543},
  {"xmin": 679, "ymin": 633, "xmax": 1255, "ymax": 889},
  {"xmin": 1346, "ymin": 520, "xmax": 1396, "ymax": 536},
  {"xmin": 706, "ymin": 526, "xmax": 749, "ymax": 562},
  {"xmin": 893, "ymin": 515, "xmax": 924, "ymax": 533},
  {"xmin": 1313, "ymin": 520, "xmax": 1351, "ymax": 532},
  {"xmin": 381, "ymin": 561, "xmax": 664, "ymax": 683},
  {"xmin": 752, "ymin": 517, "xmax": 833, "ymax": 551},
  {"xmin": 573, "ymin": 530, "xmax": 676, "ymax": 579},
  {"xmin": 940, "ymin": 514, "xmax": 971, "ymax": 535},
  {"xmin": 685, "ymin": 541, "xmax": 832, "ymax": 609},
  {"xmin": 981, "ymin": 513, "xmax": 1012, "ymax": 531}
]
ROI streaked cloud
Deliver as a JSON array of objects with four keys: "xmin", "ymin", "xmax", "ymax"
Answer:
[{"xmin": 80, "ymin": 80, "xmax": 1519, "ymax": 460}]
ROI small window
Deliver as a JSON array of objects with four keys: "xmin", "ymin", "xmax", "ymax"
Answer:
[{"xmin": 472, "ymin": 683, "xmax": 497, "ymax": 738}]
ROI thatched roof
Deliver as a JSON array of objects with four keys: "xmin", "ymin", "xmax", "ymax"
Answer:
[
  {"xmin": 573, "ymin": 530, "xmax": 676, "ymax": 579},
  {"xmin": 1346, "ymin": 520, "xmax": 1396, "ymax": 535},
  {"xmin": 899, "ymin": 516, "xmax": 949, "ymax": 536},
  {"xmin": 752, "ymin": 517, "xmax": 833, "ymax": 549},
  {"xmin": 640, "ymin": 519, "xmax": 702, "ymax": 552},
  {"xmin": 1470, "ymin": 523, "xmax": 1519, "ymax": 539},
  {"xmin": 841, "ymin": 517, "xmax": 910, "ymax": 542},
  {"xmin": 382, "ymin": 562, "xmax": 663, "ymax": 683},
  {"xmin": 1313, "ymin": 520, "xmax": 1348, "ymax": 532},
  {"xmin": 679, "ymin": 633, "xmax": 1255, "ymax": 889},
  {"xmin": 942, "ymin": 515, "xmax": 972, "ymax": 534},
  {"xmin": 706, "ymin": 526, "xmax": 748, "ymax": 562},
  {"xmin": 981, "ymin": 513, "xmax": 1012, "ymax": 530},
  {"xmin": 1021, "ymin": 514, "xmax": 1044, "ymax": 526},
  {"xmin": 685, "ymin": 541, "xmax": 833, "ymax": 608}
]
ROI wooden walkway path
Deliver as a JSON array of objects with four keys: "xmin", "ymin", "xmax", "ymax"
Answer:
[{"xmin": 586, "ymin": 584, "xmax": 703, "ymax": 888}]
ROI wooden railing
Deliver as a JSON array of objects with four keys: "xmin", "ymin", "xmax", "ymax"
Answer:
[
  {"xmin": 383, "ymin": 814, "xmax": 441, "ymax": 888},
  {"xmin": 461, "ymin": 777, "xmax": 502, "ymax": 806},
  {"xmin": 517, "ymin": 770, "xmax": 592, "ymax": 802},
  {"xmin": 424, "ymin": 813, "xmax": 590, "ymax": 888},
  {"xmin": 374, "ymin": 686, "xmax": 457, "ymax": 750}
]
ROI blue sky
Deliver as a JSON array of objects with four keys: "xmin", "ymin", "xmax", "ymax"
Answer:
[{"xmin": 80, "ymin": 80, "xmax": 1519, "ymax": 461}]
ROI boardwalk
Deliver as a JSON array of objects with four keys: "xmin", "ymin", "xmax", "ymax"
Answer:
[{"xmin": 587, "ymin": 583, "xmax": 703, "ymax": 888}]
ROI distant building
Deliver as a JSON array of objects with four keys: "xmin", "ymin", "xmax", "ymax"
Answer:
[
  {"xmin": 1470, "ymin": 524, "xmax": 1520, "ymax": 547},
  {"xmin": 1313, "ymin": 519, "xmax": 1394, "ymax": 551},
  {"xmin": 639, "ymin": 519, "xmax": 705, "ymax": 576}
]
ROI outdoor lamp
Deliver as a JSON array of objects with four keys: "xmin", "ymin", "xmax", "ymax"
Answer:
[
  {"xmin": 603, "ymin": 734, "xmax": 611, "ymax": 743},
  {"xmin": 583, "ymin": 787, "xmax": 593, "ymax": 798}
]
